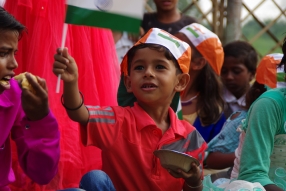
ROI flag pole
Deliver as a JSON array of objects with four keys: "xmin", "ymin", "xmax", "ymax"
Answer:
[{"xmin": 56, "ymin": 23, "xmax": 68, "ymax": 93}]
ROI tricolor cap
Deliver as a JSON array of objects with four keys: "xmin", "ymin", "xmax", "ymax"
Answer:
[
  {"xmin": 256, "ymin": 53, "xmax": 285, "ymax": 88},
  {"xmin": 121, "ymin": 28, "xmax": 191, "ymax": 75},
  {"xmin": 179, "ymin": 23, "xmax": 224, "ymax": 75}
]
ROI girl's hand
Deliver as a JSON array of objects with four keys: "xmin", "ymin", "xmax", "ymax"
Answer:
[
  {"xmin": 168, "ymin": 163, "xmax": 202, "ymax": 187},
  {"xmin": 53, "ymin": 47, "xmax": 78, "ymax": 84},
  {"xmin": 21, "ymin": 73, "xmax": 49, "ymax": 121}
]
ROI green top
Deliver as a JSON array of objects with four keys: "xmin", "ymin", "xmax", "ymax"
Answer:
[{"xmin": 238, "ymin": 88, "xmax": 286, "ymax": 187}]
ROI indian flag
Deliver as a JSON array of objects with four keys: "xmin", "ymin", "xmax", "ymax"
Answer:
[
  {"xmin": 65, "ymin": 0, "xmax": 145, "ymax": 33},
  {"xmin": 176, "ymin": 99, "xmax": 183, "ymax": 120}
]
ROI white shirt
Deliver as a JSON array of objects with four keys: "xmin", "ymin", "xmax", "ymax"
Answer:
[
  {"xmin": 115, "ymin": 32, "xmax": 134, "ymax": 64},
  {"xmin": 223, "ymin": 88, "xmax": 247, "ymax": 118}
]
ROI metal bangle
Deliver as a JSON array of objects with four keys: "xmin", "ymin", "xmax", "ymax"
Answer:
[{"xmin": 61, "ymin": 91, "xmax": 84, "ymax": 110}]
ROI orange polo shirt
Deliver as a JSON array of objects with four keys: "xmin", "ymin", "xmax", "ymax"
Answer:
[{"xmin": 81, "ymin": 103, "xmax": 207, "ymax": 191}]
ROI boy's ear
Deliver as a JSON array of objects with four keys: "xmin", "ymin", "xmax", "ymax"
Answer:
[
  {"xmin": 124, "ymin": 75, "xmax": 133, "ymax": 93},
  {"xmin": 191, "ymin": 57, "xmax": 207, "ymax": 71},
  {"xmin": 175, "ymin": 73, "xmax": 190, "ymax": 92}
]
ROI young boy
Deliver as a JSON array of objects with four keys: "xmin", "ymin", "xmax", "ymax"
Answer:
[
  {"xmin": 0, "ymin": 7, "xmax": 60, "ymax": 190},
  {"xmin": 142, "ymin": 0, "xmax": 197, "ymax": 35},
  {"xmin": 221, "ymin": 41, "xmax": 258, "ymax": 118},
  {"xmin": 53, "ymin": 28, "xmax": 207, "ymax": 191}
]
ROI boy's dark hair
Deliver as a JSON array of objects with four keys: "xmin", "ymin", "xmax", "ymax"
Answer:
[
  {"xmin": 127, "ymin": 43, "xmax": 181, "ymax": 75},
  {"xmin": 223, "ymin": 41, "xmax": 258, "ymax": 74},
  {"xmin": 0, "ymin": 7, "xmax": 26, "ymax": 38}
]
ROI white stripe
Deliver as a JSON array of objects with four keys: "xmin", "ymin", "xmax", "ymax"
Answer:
[
  {"xmin": 176, "ymin": 99, "xmax": 182, "ymax": 114},
  {"xmin": 145, "ymin": 28, "xmax": 189, "ymax": 61},
  {"xmin": 67, "ymin": 0, "xmax": 144, "ymax": 19},
  {"xmin": 90, "ymin": 118, "xmax": 115, "ymax": 123},
  {"xmin": 268, "ymin": 53, "xmax": 283, "ymax": 61},
  {"xmin": 277, "ymin": 82, "xmax": 286, "ymax": 88},
  {"xmin": 89, "ymin": 110, "xmax": 114, "ymax": 116},
  {"xmin": 86, "ymin": 105, "xmax": 101, "ymax": 109},
  {"xmin": 179, "ymin": 23, "xmax": 221, "ymax": 47}
]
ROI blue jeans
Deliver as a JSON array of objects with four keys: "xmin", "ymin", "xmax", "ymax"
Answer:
[
  {"xmin": 79, "ymin": 170, "xmax": 116, "ymax": 191},
  {"xmin": 58, "ymin": 170, "xmax": 115, "ymax": 191}
]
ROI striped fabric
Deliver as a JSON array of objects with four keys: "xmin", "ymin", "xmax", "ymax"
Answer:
[
  {"xmin": 179, "ymin": 23, "xmax": 224, "ymax": 75},
  {"xmin": 65, "ymin": 0, "xmax": 145, "ymax": 33},
  {"xmin": 86, "ymin": 105, "xmax": 115, "ymax": 124}
]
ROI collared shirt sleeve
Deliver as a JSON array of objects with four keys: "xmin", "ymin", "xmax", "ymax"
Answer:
[
  {"xmin": 11, "ymin": 110, "xmax": 60, "ymax": 185},
  {"xmin": 238, "ymin": 98, "xmax": 282, "ymax": 186},
  {"xmin": 207, "ymin": 111, "xmax": 247, "ymax": 153},
  {"xmin": 186, "ymin": 130, "xmax": 208, "ymax": 171},
  {"xmin": 80, "ymin": 106, "xmax": 121, "ymax": 150}
]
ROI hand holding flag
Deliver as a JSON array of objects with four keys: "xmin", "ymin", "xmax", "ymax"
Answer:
[{"xmin": 56, "ymin": 0, "xmax": 145, "ymax": 93}]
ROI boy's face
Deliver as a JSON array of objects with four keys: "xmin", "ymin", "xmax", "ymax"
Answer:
[
  {"xmin": 221, "ymin": 56, "xmax": 254, "ymax": 99},
  {"xmin": 0, "ymin": 31, "xmax": 19, "ymax": 94},
  {"xmin": 124, "ymin": 47, "xmax": 185, "ymax": 106},
  {"xmin": 153, "ymin": 0, "xmax": 178, "ymax": 11}
]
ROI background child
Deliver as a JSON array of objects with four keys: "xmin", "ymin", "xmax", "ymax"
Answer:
[
  {"xmin": 205, "ymin": 53, "xmax": 284, "ymax": 178},
  {"xmin": 142, "ymin": 0, "xmax": 197, "ymax": 35},
  {"xmin": 221, "ymin": 41, "xmax": 258, "ymax": 118},
  {"xmin": 175, "ymin": 23, "xmax": 225, "ymax": 143},
  {"xmin": 53, "ymin": 28, "xmax": 207, "ymax": 191},
  {"xmin": 235, "ymin": 49, "xmax": 286, "ymax": 190},
  {"xmin": 0, "ymin": 7, "xmax": 60, "ymax": 190}
]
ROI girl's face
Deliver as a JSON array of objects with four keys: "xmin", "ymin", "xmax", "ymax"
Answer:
[
  {"xmin": 221, "ymin": 56, "xmax": 254, "ymax": 99},
  {"xmin": 0, "ymin": 31, "xmax": 19, "ymax": 94}
]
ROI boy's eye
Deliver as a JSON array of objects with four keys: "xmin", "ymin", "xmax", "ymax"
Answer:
[
  {"xmin": 0, "ymin": 52, "xmax": 8, "ymax": 57},
  {"xmin": 232, "ymin": 68, "xmax": 243, "ymax": 75},
  {"xmin": 134, "ymin": 65, "xmax": 144, "ymax": 70},
  {"xmin": 156, "ymin": 65, "xmax": 166, "ymax": 69}
]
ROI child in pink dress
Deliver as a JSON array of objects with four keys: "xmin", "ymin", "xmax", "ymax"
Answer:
[{"xmin": 0, "ymin": 7, "xmax": 60, "ymax": 191}]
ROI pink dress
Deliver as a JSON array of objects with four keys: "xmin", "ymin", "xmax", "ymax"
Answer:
[
  {"xmin": 4, "ymin": 0, "xmax": 120, "ymax": 190},
  {"xmin": 0, "ymin": 79, "xmax": 60, "ymax": 191}
]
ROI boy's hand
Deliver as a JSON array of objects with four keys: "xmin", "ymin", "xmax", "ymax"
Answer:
[
  {"xmin": 53, "ymin": 47, "xmax": 78, "ymax": 83},
  {"xmin": 21, "ymin": 73, "xmax": 49, "ymax": 121},
  {"xmin": 168, "ymin": 163, "xmax": 202, "ymax": 187}
]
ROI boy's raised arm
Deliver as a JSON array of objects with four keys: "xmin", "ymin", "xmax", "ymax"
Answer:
[{"xmin": 53, "ymin": 48, "xmax": 89, "ymax": 125}]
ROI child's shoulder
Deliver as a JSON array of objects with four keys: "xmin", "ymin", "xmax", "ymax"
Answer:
[{"xmin": 177, "ymin": 118, "xmax": 197, "ymax": 131}]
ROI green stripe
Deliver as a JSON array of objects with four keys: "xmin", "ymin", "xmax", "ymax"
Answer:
[
  {"xmin": 277, "ymin": 73, "xmax": 286, "ymax": 82},
  {"xmin": 176, "ymin": 110, "xmax": 183, "ymax": 120},
  {"xmin": 65, "ymin": 5, "xmax": 141, "ymax": 33},
  {"xmin": 158, "ymin": 33, "xmax": 180, "ymax": 47},
  {"xmin": 186, "ymin": 27, "xmax": 199, "ymax": 38}
]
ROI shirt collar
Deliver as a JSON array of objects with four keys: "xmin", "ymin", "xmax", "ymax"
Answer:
[
  {"xmin": 131, "ymin": 102, "xmax": 187, "ymax": 138},
  {"xmin": 223, "ymin": 88, "xmax": 246, "ymax": 107}
]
